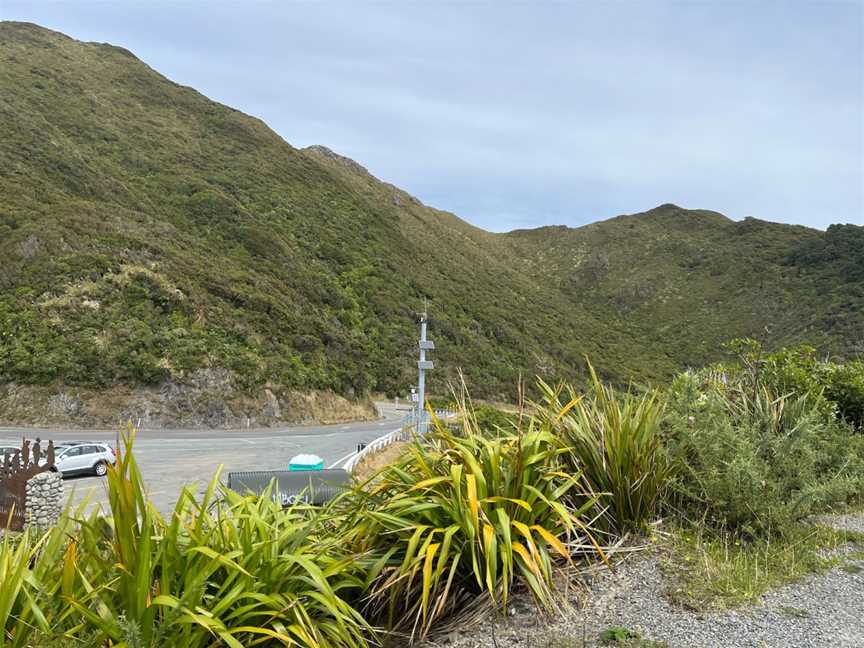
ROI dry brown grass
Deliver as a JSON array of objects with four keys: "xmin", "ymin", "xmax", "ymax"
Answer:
[{"xmin": 352, "ymin": 441, "xmax": 409, "ymax": 482}]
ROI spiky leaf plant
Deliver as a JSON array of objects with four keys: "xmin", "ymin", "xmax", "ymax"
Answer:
[
  {"xmin": 540, "ymin": 363, "xmax": 670, "ymax": 533},
  {"xmin": 341, "ymin": 406, "xmax": 603, "ymax": 642},
  {"xmin": 3, "ymin": 426, "xmax": 374, "ymax": 648}
]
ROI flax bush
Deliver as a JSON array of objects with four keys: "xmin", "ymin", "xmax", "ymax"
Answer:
[
  {"xmin": 2, "ymin": 397, "xmax": 618, "ymax": 647},
  {"xmin": 540, "ymin": 365, "xmax": 671, "ymax": 534},
  {"xmin": 339, "ymin": 402, "xmax": 605, "ymax": 641},
  {"xmin": 2, "ymin": 429, "xmax": 372, "ymax": 648},
  {"xmin": 2, "ymin": 366, "xmax": 713, "ymax": 646}
]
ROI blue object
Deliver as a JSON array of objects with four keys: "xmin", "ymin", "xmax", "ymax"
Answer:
[{"xmin": 288, "ymin": 454, "xmax": 324, "ymax": 471}]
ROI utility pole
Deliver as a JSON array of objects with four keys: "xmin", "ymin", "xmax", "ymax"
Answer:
[{"xmin": 417, "ymin": 303, "xmax": 434, "ymax": 434}]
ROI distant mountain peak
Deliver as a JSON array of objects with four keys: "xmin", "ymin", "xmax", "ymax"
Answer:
[{"xmin": 651, "ymin": 202, "xmax": 683, "ymax": 211}]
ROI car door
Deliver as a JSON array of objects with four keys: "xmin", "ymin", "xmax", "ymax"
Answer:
[
  {"xmin": 58, "ymin": 446, "xmax": 86, "ymax": 474},
  {"xmin": 80, "ymin": 446, "xmax": 101, "ymax": 471}
]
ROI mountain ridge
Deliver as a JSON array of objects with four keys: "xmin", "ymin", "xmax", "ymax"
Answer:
[{"xmin": 0, "ymin": 21, "xmax": 861, "ymax": 426}]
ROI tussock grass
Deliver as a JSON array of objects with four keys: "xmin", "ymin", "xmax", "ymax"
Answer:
[{"xmin": 666, "ymin": 521, "xmax": 864, "ymax": 609}]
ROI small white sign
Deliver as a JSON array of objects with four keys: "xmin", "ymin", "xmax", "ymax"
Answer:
[{"xmin": 411, "ymin": 393, "xmax": 419, "ymax": 402}]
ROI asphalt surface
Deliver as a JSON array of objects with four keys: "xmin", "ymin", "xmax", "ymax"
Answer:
[{"xmin": 0, "ymin": 403, "xmax": 406, "ymax": 514}]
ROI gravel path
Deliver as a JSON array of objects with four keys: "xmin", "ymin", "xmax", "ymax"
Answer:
[
  {"xmin": 813, "ymin": 513, "xmax": 864, "ymax": 535},
  {"xmin": 429, "ymin": 516, "xmax": 864, "ymax": 648}
]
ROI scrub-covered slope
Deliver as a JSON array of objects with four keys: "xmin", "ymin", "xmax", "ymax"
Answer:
[
  {"xmin": 504, "ymin": 206, "xmax": 863, "ymax": 375},
  {"xmin": 0, "ymin": 22, "xmax": 860, "ymax": 426}
]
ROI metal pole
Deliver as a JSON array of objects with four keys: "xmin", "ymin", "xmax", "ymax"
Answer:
[
  {"xmin": 418, "ymin": 315, "xmax": 427, "ymax": 434},
  {"xmin": 416, "ymin": 306, "xmax": 434, "ymax": 435}
]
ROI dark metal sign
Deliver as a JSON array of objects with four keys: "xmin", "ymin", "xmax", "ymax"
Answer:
[{"xmin": 226, "ymin": 469, "xmax": 351, "ymax": 506}]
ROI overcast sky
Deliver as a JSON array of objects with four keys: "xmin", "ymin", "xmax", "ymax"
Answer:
[{"xmin": 3, "ymin": 1, "xmax": 862, "ymax": 231}]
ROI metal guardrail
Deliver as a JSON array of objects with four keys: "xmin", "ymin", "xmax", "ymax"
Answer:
[{"xmin": 342, "ymin": 409, "xmax": 453, "ymax": 474}]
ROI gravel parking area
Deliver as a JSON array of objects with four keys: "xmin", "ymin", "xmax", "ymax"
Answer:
[{"xmin": 430, "ymin": 516, "xmax": 864, "ymax": 648}]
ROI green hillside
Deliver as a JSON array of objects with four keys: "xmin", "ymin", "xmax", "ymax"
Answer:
[
  {"xmin": 505, "ymin": 208, "xmax": 864, "ymax": 375},
  {"xmin": 0, "ymin": 22, "xmax": 861, "ymax": 419}
]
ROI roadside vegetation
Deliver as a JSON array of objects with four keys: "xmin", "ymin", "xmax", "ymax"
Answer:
[
  {"xmin": 1, "ymin": 340, "xmax": 862, "ymax": 646},
  {"xmin": 661, "ymin": 340, "xmax": 864, "ymax": 607},
  {"xmin": 666, "ymin": 523, "xmax": 864, "ymax": 610}
]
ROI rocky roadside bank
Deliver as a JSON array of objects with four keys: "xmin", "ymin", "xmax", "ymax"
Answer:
[{"xmin": 0, "ymin": 369, "xmax": 377, "ymax": 429}]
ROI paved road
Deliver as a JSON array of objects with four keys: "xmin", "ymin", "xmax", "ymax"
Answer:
[{"xmin": 0, "ymin": 403, "xmax": 407, "ymax": 514}]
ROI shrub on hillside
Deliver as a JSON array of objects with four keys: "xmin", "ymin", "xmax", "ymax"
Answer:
[
  {"xmin": 427, "ymin": 396, "xmax": 516, "ymax": 431},
  {"xmin": 467, "ymin": 403, "xmax": 517, "ymax": 430},
  {"xmin": 663, "ymin": 371, "xmax": 864, "ymax": 538}
]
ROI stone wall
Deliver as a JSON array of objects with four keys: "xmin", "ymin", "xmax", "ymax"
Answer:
[{"xmin": 25, "ymin": 471, "xmax": 63, "ymax": 528}]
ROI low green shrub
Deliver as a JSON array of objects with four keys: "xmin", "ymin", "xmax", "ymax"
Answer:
[
  {"xmin": 599, "ymin": 626, "xmax": 669, "ymax": 647},
  {"xmin": 820, "ymin": 359, "xmax": 864, "ymax": 431},
  {"xmin": 664, "ymin": 371, "xmax": 864, "ymax": 537},
  {"xmin": 719, "ymin": 339, "xmax": 864, "ymax": 430}
]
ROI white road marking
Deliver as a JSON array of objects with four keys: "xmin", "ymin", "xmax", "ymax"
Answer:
[{"xmin": 127, "ymin": 437, "xmax": 258, "ymax": 445}]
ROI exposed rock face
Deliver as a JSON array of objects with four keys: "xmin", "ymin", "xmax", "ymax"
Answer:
[
  {"xmin": 25, "ymin": 471, "xmax": 63, "ymax": 529},
  {"xmin": 16, "ymin": 233, "xmax": 41, "ymax": 259},
  {"xmin": 0, "ymin": 371, "xmax": 377, "ymax": 429},
  {"xmin": 262, "ymin": 388, "xmax": 282, "ymax": 419},
  {"xmin": 47, "ymin": 392, "xmax": 85, "ymax": 418},
  {"xmin": 303, "ymin": 145, "xmax": 371, "ymax": 176}
]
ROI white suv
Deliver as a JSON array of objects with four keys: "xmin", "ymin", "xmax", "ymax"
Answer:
[
  {"xmin": 0, "ymin": 446, "xmax": 18, "ymax": 468},
  {"xmin": 53, "ymin": 443, "xmax": 116, "ymax": 477}
]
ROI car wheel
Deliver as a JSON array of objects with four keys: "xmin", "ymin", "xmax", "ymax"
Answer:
[{"xmin": 94, "ymin": 461, "xmax": 108, "ymax": 477}]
